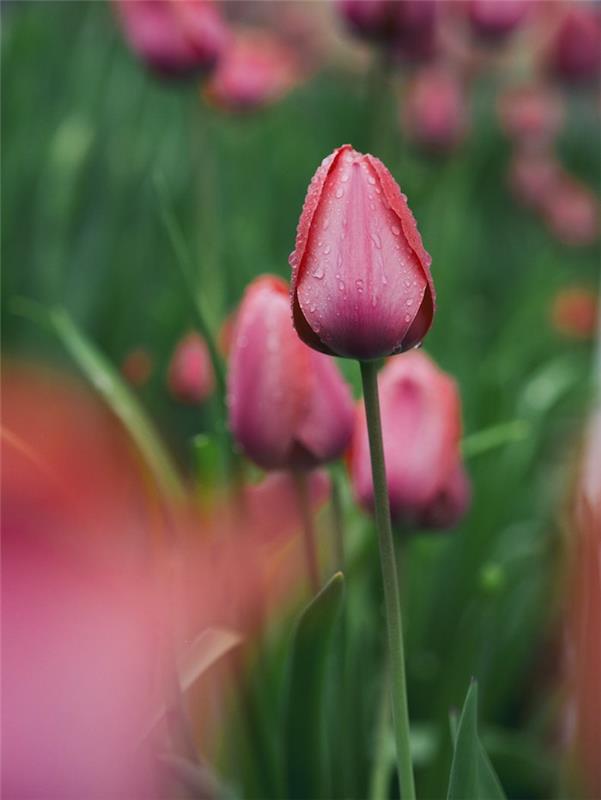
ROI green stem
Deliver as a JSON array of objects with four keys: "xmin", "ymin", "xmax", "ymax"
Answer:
[
  {"xmin": 330, "ymin": 469, "xmax": 346, "ymax": 572},
  {"xmin": 293, "ymin": 471, "xmax": 320, "ymax": 595},
  {"xmin": 359, "ymin": 360, "xmax": 416, "ymax": 800}
]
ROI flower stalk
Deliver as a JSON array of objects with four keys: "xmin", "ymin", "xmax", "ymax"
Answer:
[
  {"xmin": 359, "ymin": 359, "xmax": 415, "ymax": 800},
  {"xmin": 293, "ymin": 471, "xmax": 321, "ymax": 594}
]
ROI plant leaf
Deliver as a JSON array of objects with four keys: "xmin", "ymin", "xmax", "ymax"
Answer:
[
  {"xmin": 284, "ymin": 572, "xmax": 345, "ymax": 800},
  {"xmin": 50, "ymin": 308, "xmax": 185, "ymax": 499},
  {"xmin": 447, "ymin": 681, "xmax": 506, "ymax": 800}
]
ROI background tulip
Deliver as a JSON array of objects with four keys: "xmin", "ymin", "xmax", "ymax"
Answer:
[
  {"xmin": 168, "ymin": 331, "xmax": 215, "ymax": 404},
  {"xmin": 546, "ymin": 6, "xmax": 601, "ymax": 84},
  {"xmin": 290, "ymin": 144, "xmax": 434, "ymax": 360},
  {"xmin": 114, "ymin": 0, "xmax": 230, "ymax": 78},
  {"xmin": 551, "ymin": 287, "xmax": 599, "ymax": 340},
  {"xmin": 467, "ymin": 0, "xmax": 529, "ymax": 42},
  {"xmin": 542, "ymin": 176, "xmax": 600, "ymax": 247},
  {"xmin": 349, "ymin": 352, "xmax": 469, "ymax": 529},
  {"xmin": 403, "ymin": 66, "xmax": 468, "ymax": 153},
  {"xmin": 203, "ymin": 29, "xmax": 300, "ymax": 112},
  {"xmin": 228, "ymin": 275, "xmax": 354, "ymax": 471},
  {"xmin": 497, "ymin": 84, "xmax": 564, "ymax": 148}
]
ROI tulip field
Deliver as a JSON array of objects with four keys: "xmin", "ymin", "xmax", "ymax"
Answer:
[{"xmin": 2, "ymin": 2, "xmax": 600, "ymax": 799}]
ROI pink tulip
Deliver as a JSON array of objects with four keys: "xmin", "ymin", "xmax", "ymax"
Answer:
[
  {"xmin": 546, "ymin": 6, "xmax": 601, "ymax": 84},
  {"xmin": 168, "ymin": 331, "xmax": 215, "ymax": 404},
  {"xmin": 114, "ymin": 0, "xmax": 230, "ymax": 78},
  {"xmin": 403, "ymin": 66, "xmax": 468, "ymax": 153},
  {"xmin": 289, "ymin": 144, "xmax": 434, "ymax": 360},
  {"xmin": 336, "ymin": 0, "xmax": 437, "ymax": 57},
  {"xmin": 204, "ymin": 29, "xmax": 300, "ymax": 112},
  {"xmin": 349, "ymin": 352, "xmax": 469, "ymax": 529},
  {"xmin": 227, "ymin": 275, "xmax": 354, "ymax": 471},
  {"xmin": 467, "ymin": 0, "xmax": 530, "ymax": 41},
  {"xmin": 542, "ymin": 175, "xmax": 600, "ymax": 247},
  {"xmin": 497, "ymin": 84, "xmax": 563, "ymax": 148},
  {"xmin": 507, "ymin": 148, "xmax": 561, "ymax": 211}
]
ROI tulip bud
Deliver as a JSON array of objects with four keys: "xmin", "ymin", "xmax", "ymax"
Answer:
[
  {"xmin": 507, "ymin": 148, "xmax": 561, "ymax": 211},
  {"xmin": 551, "ymin": 287, "xmax": 599, "ymax": 341},
  {"xmin": 227, "ymin": 276, "xmax": 354, "ymax": 471},
  {"xmin": 349, "ymin": 352, "xmax": 470, "ymax": 529},
  {"xmin": 542, "ymin": 175, "xmax": 600, "ymax": 247},
  {"xmin": 546, "ymin": 6, "xmax": 601, "ymax": 84},
  {"xmin": 497, "ymin": 84, "xmax": 563, "ymax": 148},
  {"xmin": 467, "ymin": 0, "xmax": 529, "ymax": 42},
  {"xmin": 289, "ymin": 144, "xmax": 434, "ymax": 360},
  {"xmin": 114, "ymin": 0, "xmax": 230, "ymax": 78},
  {"xmin": 403, "ymin": 66, "xmax": 468, "ymax": 153},
  {"xmin": 168, "ymin": 332, "xmax": 215, "ymax": 404},
  {"xmin": 335, "ymin": 0, "xmax": 395, "ymax": 41},
  {"xmin": 203, "ymin": 29, "xmax": 300, "ymax": 112},
  {"xmin": 335, "ymin": 0, "xmax": 437, "ymax": 57},
  {"xmin": 392, "ymin": 0, "xmax": 438, "ymax": 63}
]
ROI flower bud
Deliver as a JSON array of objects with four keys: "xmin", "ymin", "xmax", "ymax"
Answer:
[
  {"xmin": 467, "ymin": 0, "xmax": 529, "ymax": 42},
  {"xmin": 542, "ymin": 175, "xmax": 600, "ymax": 247},
  {"xmin": 228, "ymin": 276, "xmax": 354, "ymax": 471},
  {"xmin": 335, "ymin": 0, "xmax": 395, "ymax": 41},
  {"xmin": 551, "ymin": 287, "xmax": 599, "ymax": 341},
  {"xmin": 168, "ymin": 332, "xmax": 215, "ymax": 404},
  {"xmin": 114, "ymin": 0, "xmax": 230, "ymax": 78},
  {"xmin": 349, "ymin": 351, "xmax": 469, "ymax": 529},
  {"xmin": 403, "ymin": 66, "xmax": 468, "ymax": 153},
  {"xmin": 507, "ymin": 148, "xmax": 561, "ymax": 211},
  {"xmin": 546, "ymin": 6, "xmax": 601, "ymax": 84},
  {"xmin": 335, "ymin": 0, "xmax": 437, "ymax": 57},
  {"xmin": 204, "ymin": 29, "xmax": 300, "ymax": 112},
  {"xmin": 289, "ymin": 144, "xmax": 434, "ymax": 360},
  {"xmin": 497, "ymin": 84, "xmax": 563, "ymax": 148}
]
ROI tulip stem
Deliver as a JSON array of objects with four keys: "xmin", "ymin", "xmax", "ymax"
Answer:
[
  {"xmin": 293, "ymin": 471, "xmax": 320, "ymax": 595},
  {"xmin": 359, "ymin": 360, "xmax": 416, "ymax": 800}
]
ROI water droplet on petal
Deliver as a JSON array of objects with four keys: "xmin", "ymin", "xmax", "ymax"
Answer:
[
  {"xmin": 367, "ymin": 175, "xmax": 376, "ymax": 186},
  {"xmin": 370, "ymin": 232, "xmax": 382, "ymax": 249},
  {"xmin": 392, "ymin": 225, "xmax": 400, "ymax": 236},
  {"xmin": 338, "ymin": 281, "xmax": 345, "ymax": 291},
  {"xmin": 404, "ymin": 313, "xmax": 412, "ymax": 322},
  {"xmin": 323, "ymin": 244, "xmax": 331, "ymax": 255},
  {"xmin": 406, "ymin": 298, "xmax": 414, "ymax": 307},
  {"xmin": 341, "ymin": 172, "xmax": 350, "ymax": 183},
  {"xmin": 355, "ymin": 279, "xmax": 364, "ymax": 293},
  {"xmin": 312, "ymin": 266, "xmax": 325, "ymax": 279},
  {"xmin": 335, "ymin": 187, "xmax": 344, "ymax": 199}
]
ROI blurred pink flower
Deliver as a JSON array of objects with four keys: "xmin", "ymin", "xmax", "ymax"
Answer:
[
  {"xmin": 507, "ymin": 147, "xmax": 562, "ymax": 211},
  {"xmin": 204, "ymin": 29, "xmax": 300, "ymax": 112},
  {"xmin": 403, "ymin": 66, "xmax": 468, "ymax": 153},
  {"xmin": 168, "ymin": 331, "xmax": 215, "ymax": 404},
  {"xmin": 290, "ymin": 144, "xmax": 434, "ymax": 360},
  {"xmin": 114, "ymin": 0, "xmax": 230, "ymax": 78},
  {"xmin": 546, "ymin": 5, "xmax": 601, "ymax": 84},
  {"xmin": 335, "ymin": 0, "xmax": 394, "ymax": 41},
  {"xmin": 542, "ymin": 175, "xmax": 600, "ymax": 247},
  {"xmin": 497, "ymin": 83, "xmax": 564, "ymax": 148},
  {"xmin": 227, "ymin": 275, "xmax": 354, "ymax": 470},
  {"xmin": 467, "ymin": 0, "xmax": 530, "ymax": 42},
  {"xmin": 348, "ymin": 351, "xmax": 470, "ymax": 529},
  {"xmin": 551, "ymin": 286, "xmax": 599, "ymax": 341}
]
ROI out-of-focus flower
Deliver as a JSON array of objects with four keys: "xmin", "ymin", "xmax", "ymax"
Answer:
[
  {"xmin": 228, "ymin": 275, "xmax": 354, "ymax": 470},
  {"xmin": 348, "ymin": 351, "xmax": 469, "ymax": 529},
  {"xmin": 497, "ymin": 83, "xmax": 563, "ymax": 148},
  {"xmin": 114, "ymin": 0, "xmax": 230, "ymax": 78},
  {"xmin": 551, "ymin": 286, "xmax": 599, "ymax": 341},
  {"xmin": 121, "ymin": 347, "xmax": 153, "ymax": 387},
  {"xmin": 403, "ymin": 66, "xmax": 468, "ymax": 153},
  {"xmin": 335, "ymin": 0, "xmax": 438, "ymax": 61},
  {"xmin": 289, "ymin": 144, "xmax": 434, "ymax": 360},
  {"xmin": 542, "ymin": 175, "xmax": 600, "ymax": 247},
  {"xmin": 467, "ymin": 0, "xmax": 530, "ymax": 42},
  {"xmin": 546, "ymin": 5, "xmax": 601, "ymax": 84},
  {"xmin": 507, "ymin": 148, "xmax": 562, "ymax": 211},
  {"xmin": 203, "ymin": 29, "xmax": 300, "ymax": 112},
  {"xmin": 168, "ymin": 331, "xmax": 215, "ymax": 404}
]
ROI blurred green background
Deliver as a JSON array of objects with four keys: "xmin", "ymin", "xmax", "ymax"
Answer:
[{"xmin": 2, "ymin": 3, "xmax": 600, "ymax": 798}]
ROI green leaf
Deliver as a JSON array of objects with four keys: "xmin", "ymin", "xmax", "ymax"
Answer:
[
  {"xmin": 50, "ymin": 308, "xmax": 185, "ymax": 500},
  {"xmin": 284, "ymin": 572, "xmax": 345, "ymax": 800},
  {"xmin": 447, "ymin": 681, "xmax": 506, "ymax": 800}
]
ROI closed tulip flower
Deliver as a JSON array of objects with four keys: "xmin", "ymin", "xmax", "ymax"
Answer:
[
  {"xmin": 114, "ymin": 0, "xmax": 230, "ymax": 78},
  {"xmin": 542, "ymin": 175, "xmax": 600, "ymax": 247},
  {"xmin": 204, "ymin": 30, "xmax": 300, "ymax": 112},
  {"xmin": 403, "ymin": 66, "xmax": 468, "ymax": 153},
  {"xmin": 228, "ymin": 276, "xmax": 354, "ymax": 471},
  {"xmin": 336, "ymin": 0, "xmax": 437, "ymax": 56},
  {"xmin": 289, "ymin": 144, "xmax": 434, "ymax": 360},
  {"xmin": 168, "ymin": 332, "xmax": 215, "ymax": 404},
  {"xmin": 467, "ymin": 0, "xmax": 529, "ymax": 41},
  {"xmin": 497, "ymin": 84, "xmax": 563, "ymax": 148},
  {"xmin": 546, "ymin": 6, "xmax": 601, "ymax": 84},
  {"xmin": 551, "ymin": 287, "xmax": 599, "ymax": 341},
  {"xmin": 349, "ymin": 352, "xmax": 469, "ymax": 529}
]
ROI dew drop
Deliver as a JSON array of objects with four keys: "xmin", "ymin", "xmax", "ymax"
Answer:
[
  {"xmin": 404, "ymin": 313, "xmax": 412, "ymax": 322},
  {"xmin": 370, "ymin": 232, "xmax": 382, "ymax": 249},
  {"xmin": 336, "ymin": 253, "xmax": 343, "ymax": 269},
  {"xmin": 391, "ymin": 225, "xmax": 401, "ymax": 236},
  {"xmin": 340, "ymin": 172, "xmax": 350, "ymax": 183},
  {"xmin": 367, "ymin": 175, "xmax": 376, "ymax": 186},
  {"xmin": 338, "ymin": 281, "xmax": 345, "ymax": 291},
  {"xmin": 404, "ymin": 279, "xmax": 412, "ymax": 288},
  {"xmin": 355, "ymin": 279, "xmax": 364, "ymax": 293},
  {"xmin": 335, "ymin": 188, "xmax": 344, "ymax": 199},
  {"xmin": 312, "ymin": 266, "xmax": 325, "ymax": 279},
  {"xmin": 406, "ymin": 298, "xmax": 414, "ymax": 307},
  {"xmin": 323, "ymin": 244, "xmax": 331, "ymax": 255}
]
